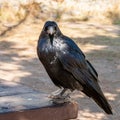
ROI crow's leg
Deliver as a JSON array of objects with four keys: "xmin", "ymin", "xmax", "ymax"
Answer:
[
  {"xmin": 51, "ymin": 88, "xmax": 72, "ymax": 104},
  {"xmin": 49, "ymin": 88, "xmax": 64, "ymax": 97},
  {"xmin": 48, "ymin": 88, "xmax": 64, "ymax": 98}
]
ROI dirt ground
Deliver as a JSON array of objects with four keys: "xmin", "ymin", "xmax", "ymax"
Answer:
[{"xmin": 0, "ymin": 19, "xmax": 120, "ymax": 120}]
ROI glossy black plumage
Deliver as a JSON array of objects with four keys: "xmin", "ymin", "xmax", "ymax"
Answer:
[{"xmin": 37, "ymin": 21, "xmax": 112, "ymax": 114}]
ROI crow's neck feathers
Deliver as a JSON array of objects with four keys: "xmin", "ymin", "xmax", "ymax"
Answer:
[{"xmin": 49, "ymin": 34, "xmax": 54, "ymax": 45}]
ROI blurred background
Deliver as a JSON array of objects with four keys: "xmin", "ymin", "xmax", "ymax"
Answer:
[{"xmin": 0, "ymin": 0, "xmax": 120, "ymax": 120}]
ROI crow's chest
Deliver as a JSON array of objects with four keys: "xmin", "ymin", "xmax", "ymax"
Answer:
[
  {"xmin": 40, "ymin": 43, "xmax": 58, "ymax": 66},
  {"xmin": 41, "ymin": 48, "xmax": 61, "ymax": 76}
]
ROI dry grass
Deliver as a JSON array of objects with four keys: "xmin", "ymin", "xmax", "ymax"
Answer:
[
  {"xmin": 105, "ymin": 2, "xmax": 120, "ymax": 24},
  {"xmin": 0, "ymin": 2, "xmax": 26, "ymax": 25},
  {"xmin": 0, "ymin": 0, "xmax": 120, "ymax": 26}
]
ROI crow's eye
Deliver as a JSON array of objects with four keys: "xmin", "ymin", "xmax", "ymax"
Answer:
[
  {"xmin": 54, "ymin": 26, "xmax": 57, "ymax": 31},
  {"xmin": 44, "ymin": 26, "xmax": 48, "ymax": 31}
]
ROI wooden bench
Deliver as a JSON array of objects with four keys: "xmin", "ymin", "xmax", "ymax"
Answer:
[{"xmin": 0, "ymin": 80, "xmax": 78, "ymax": 120}]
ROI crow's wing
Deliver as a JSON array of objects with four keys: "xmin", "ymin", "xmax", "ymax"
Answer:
[
  {"xmin": 57, "ymin": 37, "xmax": 102, "ymax": 96},
  {"xmin": 86, "ymin": 60, "xmax": 98, "ymax": 80},
  {"xmin": 57, "ymin": 37, "xmax": 112, "ymax": 114}
]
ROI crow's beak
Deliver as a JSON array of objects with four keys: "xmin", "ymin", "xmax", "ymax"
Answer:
[{"xmin": 47, "ymin": 26, "xmax": 55, "ymax": 35}]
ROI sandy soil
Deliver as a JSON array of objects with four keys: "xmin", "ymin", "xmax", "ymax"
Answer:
[{"xmin": 0, "ymin": 19, "xmax": 120, "ymax": 120}]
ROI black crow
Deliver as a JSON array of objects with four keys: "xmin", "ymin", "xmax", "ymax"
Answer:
[{"xmin": 37, "ymin": 21, "xmax": 113, "ymax": 114}]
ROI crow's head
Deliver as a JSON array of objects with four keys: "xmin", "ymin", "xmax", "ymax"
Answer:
[
  {"xmin": 42, "ymin": 21, "xmax": 61, "ymax": 36},
  {"xmin": 40, "ymin": 21, "xmax": 62, "ymax": 45},
  {"xmin": 44, "ymin": 21, "xmax": 57, "ymax": 35}
]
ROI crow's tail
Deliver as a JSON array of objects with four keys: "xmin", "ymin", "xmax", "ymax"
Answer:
[
  {"xmin": 92, "ymin": 92, "xmax": 113, "ymax": 114},
  {"xmin": 82, "ymin": 86, "xmax": 113, "ymax": 114}
]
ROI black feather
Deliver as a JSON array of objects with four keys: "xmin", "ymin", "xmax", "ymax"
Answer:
[{"xmin": 37, "ymin": 21, "xmax": 113, "ymax": 114}]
